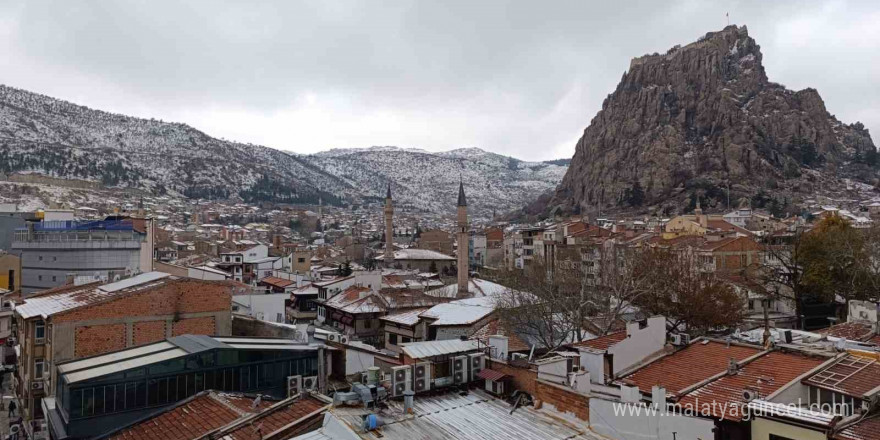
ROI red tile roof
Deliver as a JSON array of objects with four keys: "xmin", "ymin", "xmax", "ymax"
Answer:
[
  {"xmin": 677, "ymin": 351, "xmax": 827, "ymax": 421},
  {"xmin": 621, "ymin": 340, "xmax": 763, "ymax": 395},
  {"xmin": 478, "ymin": 368, "xmax": 509, "ymax": 382},
  {"xmin": 568, "ymin": 331, "xmax": 628, "ymax": 351},
  {"xmin": 259, "ymin": 276, "xmax": 294, "ymax": 288},
  {"xmin": 470, "ymin": 319, "xmax": 531, "ymax": 352},
  {"xmin": 803, "ymin": 354, "xmax": 880, "ymax": 398},
  {"xmin": 835, "ymin": 415, "xmax": 880, "ymax": 440},
  {"xmin": 816, "ymin": 321, "xmax": 877, "ymax": 342},
  {"xmin": 108, "ymin": 392, "xmax": 325, "ymax": 440},
  {"xmin": 221, "ymin": 397, "xmax": 325, "ymax": 440},
  {"xmin": 108, "ymin": 392, "xmax": 256, "ymax": 440}
]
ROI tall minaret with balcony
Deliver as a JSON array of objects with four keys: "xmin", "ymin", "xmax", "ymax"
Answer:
[
  {"xmin": 384, "ymin": 183, "xmax": 394, "ymax": 265},
  {"xmin": 457, "ymin": 182, "xmax": 469, "ymax": 294}
]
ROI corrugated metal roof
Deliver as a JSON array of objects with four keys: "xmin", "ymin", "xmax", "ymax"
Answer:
[
  {"xmin": 321, "ymin": 390, "xmax": 596, "ymax": 439},
  {"xmin": 64, "ymin": 348, "xmax": 188, "ymax": 384},
  {"xmin": 57, "ymin": 341, "xmax": 174, "ymax": 374},
  {"xmin": 400, "ymin": 339, "xmax": 480, "ymax": 359}
]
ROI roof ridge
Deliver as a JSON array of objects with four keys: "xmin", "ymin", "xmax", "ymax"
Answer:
[{"xmin": 209, "ymin": 392, "xmax": 250, "ymax": 417}]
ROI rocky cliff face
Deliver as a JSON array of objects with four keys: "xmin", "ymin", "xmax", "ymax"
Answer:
[{"xmin": 550, "ymin": 25, "xmax": 876, "ymax": 216}]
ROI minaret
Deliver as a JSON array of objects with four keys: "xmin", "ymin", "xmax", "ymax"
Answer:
[
  {"xmin": 457, "ymin": 182, "xmax": 469, "ymax": 294},
  {"xmin": 384, "ymin": 183, "xmax": 394, "ymax": 265}
]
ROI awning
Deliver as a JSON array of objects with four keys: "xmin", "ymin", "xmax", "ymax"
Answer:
[{"xmin": 477, "ymin": 368, "xmax": 509, "ymax": 382}]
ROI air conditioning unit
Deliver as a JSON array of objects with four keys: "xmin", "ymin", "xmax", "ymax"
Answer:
[
  {"xmin": 672, "ymin": 333, "xmax": 691, "ymax": 346},
  {"xmin": 327, "ymin": 334, "xmax": 337, "ymax": 342},
  {"xmin": 31, "ymin": 381, "xmax": 43, "ymax": 391},
  {"xmin": 391, "ymin": 365, "xmax": 411, "ymax": 397},
  {"xmin": 339, "ymin": 335, "xmax": 349, "ymax": 344},
  {"xmin": 742, "ymin": 388, "xmax": 759, "ymax": 402},
  {"xmin": 302, "ymin": 376, "xmax": 318, "ymax": 391},
  {"xmin": 468, "ymin": 353, "xmax": 485, "ymax": 382},
  {"xmin": 452, "ymin": 355, "xmax": 468, "ymax": 384},
  {"xmin": 287, "ymin": 375, "xmax": 302, "ymax": 397},
  {"xmin": 412, "ymin": 362, "xmax": 431, "ymax": 392}
]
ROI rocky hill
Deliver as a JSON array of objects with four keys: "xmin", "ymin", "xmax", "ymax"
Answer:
[
  {"xmin": 0, "ymin": 85, "xmax": 566, "ymax": 215},
  {"xmin": 548, "ymin": 25, "xmax": 877, "ymax": 217}
]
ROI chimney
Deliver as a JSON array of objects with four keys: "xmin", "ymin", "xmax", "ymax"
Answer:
[
  {"xmin": 403, "ymin": 391, "xmax": 415, "ymax": 414},
  {"xmin": 651, "ymin": 386, "xmax": 666, "ymax": 409},
  {"xmin": 727, "ymin": 358, "xmax": 739, "ymax": 375}
]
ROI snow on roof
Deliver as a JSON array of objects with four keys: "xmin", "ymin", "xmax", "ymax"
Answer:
[
  {"xmin": 425, "ymin": 278, "xmax": 510, "ymax": 299},
  {"xmin": 380, "ymin": 308, "xmax": 429, "ymax": 326},
  {"xmin": 400, "ymin": 339, "xmax": 481, "ymax": 359},
  {"xmin": 420, "ymin": 296, "xmax": 495, "ymax": 326},
  {"xmin": 375, "ymin": 249, "xmax": 455, "ymax": 261},
  {"xmin": 99, "ymin": 272, "xmax": 170, "ymax": 293},
  {"xmin": 17, "ymin": 272, "xmax": 174, "ymax": 319}
]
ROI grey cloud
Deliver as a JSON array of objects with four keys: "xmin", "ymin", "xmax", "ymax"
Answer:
[{"xmin": 0, "ymin": 0, "xmax": 877, "ymax": 160}]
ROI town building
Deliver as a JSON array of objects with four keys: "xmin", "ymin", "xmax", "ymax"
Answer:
[
  {"xmin": 12, "ymin": 217, "xmax": 153, "ymax": 294},
  {"xmin": 47, "ymin": 334, "xmax": 325, "ymax": 438},
  {"xmin": 13, "ymin": 272, "xmax": 236, "ymax": 434}
]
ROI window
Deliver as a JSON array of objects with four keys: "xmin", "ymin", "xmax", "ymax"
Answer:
[
  {"xmin": 298, "ymin": 258, "xmax": 306, "ymax": 263},
  {"xmin": 388, "ymin": 333, "xmax": 398, "ymax": 345},
  {"xmin": 748, "ymin": 300, "xmax": 754, "ymax": 310},
  {"xmin": 402, "ymin": 337, "xmax": 411, "ymax": 343},
  {"xmin": 52, "ymin": 276, "xmax": 57, "ymax": 282},
  {"xmin": 34, "ymin": 359, "xmax": 46, "ymax": 379},
  {"xmin": 769, "ymin": 435, "xmax": 796, "ymax": 440},
  {"xmin": 35, "ymin": 320, "xmax": 46, "ymax": 343}
]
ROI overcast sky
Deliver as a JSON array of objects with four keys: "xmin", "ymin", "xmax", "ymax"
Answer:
[{"xmin": 1, "ymin": 1, "xmax": 878, "ymax": 161}]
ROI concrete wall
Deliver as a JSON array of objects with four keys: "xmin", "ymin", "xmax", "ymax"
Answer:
[
  {"xmin": 751, "ymin": 417, "xmax": 826, "ymax": 440},
  {"xmin": 579, "ymin": 350, "xmax": 605, "ymax": 384},
  {"xmin": 345, "ymin": 348, "xmax": 375, "ymax": 376},
  {"xmin": 608, "ymin": 316, "xmax": 666, "ymax": 375},
  {"xmin": 589, "ymin": 398, "xmax": 715, "ymax": 440}
]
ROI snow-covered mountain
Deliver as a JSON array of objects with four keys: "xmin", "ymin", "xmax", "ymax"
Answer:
[
  {"xmin": 0, "ymin": 85, "xmax": 567, "ymax": 214},
  {"xmin": 299, "ymin": 147, "xmax": 568, "ymax": 215}
]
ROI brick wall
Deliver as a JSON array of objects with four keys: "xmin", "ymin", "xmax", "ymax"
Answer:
[
  {"xmin": 487, "ymin": 359, "xmax": 537, "ymax": 396},
  {"xmin": 133, "ymin": 320, "xmax": 167, "ymax": 345},
  {"xmin": 173, "ymin": 316, "xmax": 216, "ymax": 336},
  {"xmin": 75, "ymin": 323, "xmax": 126, "ymax": 357},
  {"xmin": 53, "ymin": 279, "xmax": 232, "ymax": 323},
  {"xmin": 535, "ymin": 380, "xmax": 589, "ymax": 421}
]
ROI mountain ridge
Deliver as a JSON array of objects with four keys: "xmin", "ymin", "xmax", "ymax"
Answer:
[{"xmin": 0, "ymin": 84, "xmax": 566, "ymax": 215}]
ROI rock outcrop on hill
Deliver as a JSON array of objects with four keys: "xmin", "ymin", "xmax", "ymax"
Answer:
[{"xmin": 549, "ymin": 25, "xmax": 876, "ymax": 217}]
